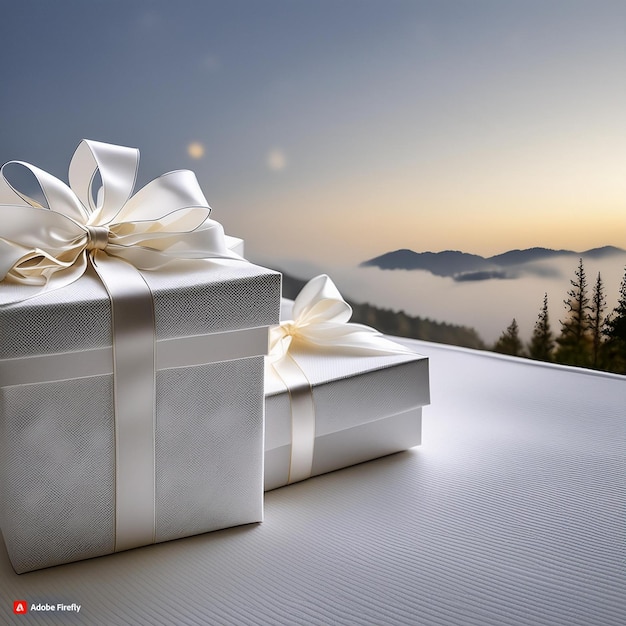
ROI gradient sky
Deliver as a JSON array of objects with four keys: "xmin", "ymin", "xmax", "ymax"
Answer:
[{"xmin": 2, "ymin": 0, "xmax": 625, "ymax": 267}]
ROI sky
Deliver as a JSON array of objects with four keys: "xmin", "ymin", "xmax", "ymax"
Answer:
[{"xmin": 1, "ymin": 0, "xmax": 625, "ymax": 269}]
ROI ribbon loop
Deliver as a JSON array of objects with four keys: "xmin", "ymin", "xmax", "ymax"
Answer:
[
  {"xmin": 69, "ymin": 139, "xmax": 139, "ymax": 221},
  {"xmin": 0, "ymin": 161, "xmax": 87, "ymax": 222}
]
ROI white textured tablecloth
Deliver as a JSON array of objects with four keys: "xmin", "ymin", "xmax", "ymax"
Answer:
[{"xmin": 1, "ymin": 339, "xmax": 624, "ymax": 625}]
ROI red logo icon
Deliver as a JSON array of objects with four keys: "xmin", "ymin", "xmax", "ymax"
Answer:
[{"xmin": 13, "ymin": 601, "xmax": 28, "ymax": 614}]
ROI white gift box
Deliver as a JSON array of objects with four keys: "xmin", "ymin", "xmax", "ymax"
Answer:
[
  {"xmin": 0, "ymin": 141, "xmax": 281, "ymax": 572},
  {"xmin": 264, "ymin": 279, "xmax": 430, "ymax": 491},
  {"xmin": 0, "ymin": 262, "xmax": 280, "ymax": 573},
  {"xmin": 265, "ymin": 348, "xmax": 429, "ymax": 490}
]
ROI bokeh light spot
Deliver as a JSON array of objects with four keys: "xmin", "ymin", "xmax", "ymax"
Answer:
[
  {"xmin": 267, "ymin": 148, "xmax": 287, "ymax": 171},
  {"xmin": 187, "ymin": 142, "xmax": 205, "ymax": 159}
]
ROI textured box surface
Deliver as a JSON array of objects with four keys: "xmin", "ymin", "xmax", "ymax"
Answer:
[
  {"xmin": 265, "ymin": 347, "xmax": 430, "ymax": 490},
  {"xmin": 0, "ymin": 259, "xmax": 280, "ymax": 573}
]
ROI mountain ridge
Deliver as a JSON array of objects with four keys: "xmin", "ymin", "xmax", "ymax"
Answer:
[{"xmin": 360, "ymin": 245, "xmax": 626, "ymax": 281}]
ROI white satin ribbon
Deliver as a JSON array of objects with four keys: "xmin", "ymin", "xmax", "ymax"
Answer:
[
  {"xmin": 268, "ymin": 274, "xmax": 413, "ymax": 484},
  {"xmin": 0, "ymin": 140, "xmax": 240, "ymax": 552},
  {"xmin": 0, "ymin": 139, "xmax": 236, "ymax": 299},
  {"xmin": 92, "ymin": 254, "xmax": 157, "ymax": 552},
  {"xmin": 270, "ymin": 354, "xmax": 317, "ymax": 484}
]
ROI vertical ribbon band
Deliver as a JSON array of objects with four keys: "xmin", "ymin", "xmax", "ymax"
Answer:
[
  {"xmin": 271, "ymin": 353, "xmax": 316, "ymax": 484},
  {"xmin": 92, "ymin": 255, "xmax": 156, "ymax": 551}
]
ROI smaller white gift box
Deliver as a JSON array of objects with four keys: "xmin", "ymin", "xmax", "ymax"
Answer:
[{"xmin": 264, "ymin": 275, "xmax": 430, "ymax": 491}]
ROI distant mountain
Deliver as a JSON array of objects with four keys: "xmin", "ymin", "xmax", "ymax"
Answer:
[
  {"xmin": 360, "ymin": 246, "xmax": 626, "ymax": 281},
  {"xmin": 582, "ymin": 245, "xmax": 626, "ymax": 259},
  {"xmin": 359, "ymin": 249, "xmax": 491, "ymax": 276},
  {"xmin": 487, "ymin": 247, "xmax": 575, "ymax": 266}
]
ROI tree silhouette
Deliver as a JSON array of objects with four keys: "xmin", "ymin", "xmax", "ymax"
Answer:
[
  {"xmin": 588, "ymin": 272, "xmax": 606, "ymax": 369},
  {"xmin": 555, "ymin": 258, "xmax": 591, "ymax": 367},
  {"xmin": 493, "ymin": 318, "xmax": 523, "ymax": 356},
  {"xmin": 603, "ymin": 266, "xmax": 626, "ymax": 373},
  {"xmin": 348, "ymin": 301, "xmax": 486, "ymax": 349},
  {"xmin": 528, "ymin": 293, "xmax": 554, "ymax": 361}
]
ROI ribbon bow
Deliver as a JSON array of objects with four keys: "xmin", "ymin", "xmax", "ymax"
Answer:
[
  {"xmin": 268, "ymin": 274, "xmax": 413, "ymax": 485},
  {"xmin": 0, "ymin": 139, "xmax": 235, "ymax": 301},
  {"xmin": 269, "ymin": 274, "xmax": 413, "ymax": 359}
]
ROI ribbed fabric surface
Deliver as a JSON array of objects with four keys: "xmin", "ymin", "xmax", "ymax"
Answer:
[{"xmin": 1, "ymin": 339, "xmax": 624, "ymax": 625}]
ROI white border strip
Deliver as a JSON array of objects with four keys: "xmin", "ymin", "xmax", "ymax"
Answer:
[{"xmin": 0, "ymin": 326, "xmax": 269, "ymax": 387}]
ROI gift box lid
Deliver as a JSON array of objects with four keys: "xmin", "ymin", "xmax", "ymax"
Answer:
[
  {"xmin": 0, "ymin": 259, "xmax": 280, "ymax": 360},
  {"xmin": 265, "ymin": 342, "xmax": 429, "ymax": 449}
]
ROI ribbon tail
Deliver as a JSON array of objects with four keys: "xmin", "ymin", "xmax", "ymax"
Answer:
[
  {"xmin": 289, "ymin": 325, "xmax": 417, "ymax": 356},
  {"xmin": 0, "ymin": 256, "xmax": 88, "ymax": 306}
]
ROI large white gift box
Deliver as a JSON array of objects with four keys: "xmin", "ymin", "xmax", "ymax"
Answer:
[
  {"xmin": 264, "ymin": 275, "xmax": 429, "ymax": 491},
  {"xmin": 0, "ymin": 141, "xmax": 280, "ymax": 573}
]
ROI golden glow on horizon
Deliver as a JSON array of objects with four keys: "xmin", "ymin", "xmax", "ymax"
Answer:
[
  {"xmin": 222, "ymin": 116, "xmax": 625, "ymax": 264},
  {"xmin": 234, "ymin": 159, "xmax": 626, "ymax": 264}
]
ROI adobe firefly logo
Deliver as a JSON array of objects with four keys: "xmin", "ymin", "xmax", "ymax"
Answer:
[{"xmin": 13, "ymin": 600, "xmax": 28, "ymax": 614}]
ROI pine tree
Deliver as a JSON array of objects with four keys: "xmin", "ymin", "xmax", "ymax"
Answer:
[
  {"xmin": 555, "ymin": 258, "xmax": 591, "ymax": 367},
  {"xmin": 528, "ymin": 293, "xmax": 554, "ymax": 361},
  {"xmin": 493, "ymin": 318, "xmax": 523, "ymax": 356},
  {"xmin": 603, "ymin": 266, "xmax": 626, "ymax": 374},
  {"xmin": 588, "ymin": 272, "xmax": 606, "ymax": 369}
]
